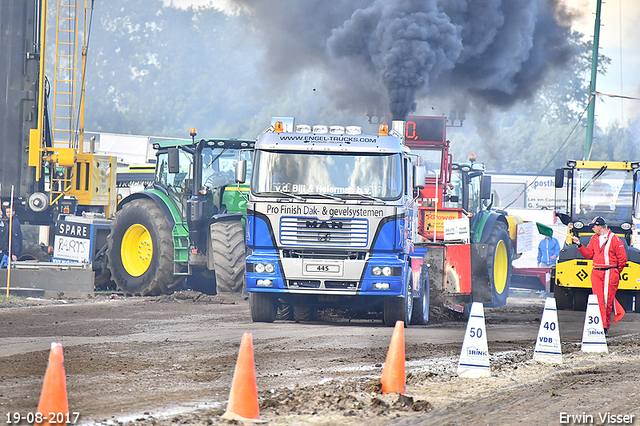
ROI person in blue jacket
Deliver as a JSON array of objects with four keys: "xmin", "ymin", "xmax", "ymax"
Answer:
[{"xmin": 537, "ymin": 235, "xmax": 560, "ymax": 268}]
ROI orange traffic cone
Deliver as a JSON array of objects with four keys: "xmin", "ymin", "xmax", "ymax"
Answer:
[
  {"xmin": 222, "ymin": 333, "xmax": 261, "ymax": 421},
  {"xmin": 381, "ymin": 320, "xmax": 406, "ymax": 394},
  {"xmin": 36, "ymin": 343, "xmax": 69, "ymax": 426}
]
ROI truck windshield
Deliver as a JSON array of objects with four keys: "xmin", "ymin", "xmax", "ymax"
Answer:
[
  {"xmin": 251, "ymin": 151, "xmax": 403, "ymax": 199},
  {"xmin": 572, "ymin": 168, "xmax": 633, "ymax": 224}
]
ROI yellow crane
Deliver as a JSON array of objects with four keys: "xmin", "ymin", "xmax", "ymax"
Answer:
[{"xmin": 28, "ymin": 0, "xmax": 116, "ymax": 218}]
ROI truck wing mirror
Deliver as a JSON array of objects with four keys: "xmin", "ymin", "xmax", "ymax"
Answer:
[
  {"xmin": 235, "ymin": 160, "xmax": 247, "ymax": 184},
  {"xmin": 168, "ymin": 147, "xmax": 180, "ymax": 173},
  {"xmin": 554, "ymin": 168, "xmax": 564, "ymax": 188},
  {"xmin": 413, "ymin": 165, "xmax": 426, "ymax": 189},
  {"xmin": 480, "ymin": 175, "xmax": 492, "ymax": 200}
]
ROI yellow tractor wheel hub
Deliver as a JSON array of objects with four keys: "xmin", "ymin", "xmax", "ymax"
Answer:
[
  {"xmin": 121, "ymin": 224, "xmax": 153, "ymax": 277},
  {"xmin": 493, "ymin": 240, "xmax": 508, "ymax": 294}
]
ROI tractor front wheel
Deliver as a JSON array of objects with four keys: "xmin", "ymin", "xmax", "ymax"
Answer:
[{"xmin": 485, "ymin": 226, "xmax": 512, "ymax": 307}]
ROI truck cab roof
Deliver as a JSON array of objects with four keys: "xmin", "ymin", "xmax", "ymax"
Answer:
[
  {"xmin": 152, "ymin": 138, "xmax": 255, "ymax": 150},
  {"xmin": 255, "ymin": 131, "xmax": 404, "ymax": 154}
]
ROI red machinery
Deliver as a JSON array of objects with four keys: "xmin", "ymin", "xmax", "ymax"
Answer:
[{"xmin": 397, "ymin": 116, "xmax": 517, "ymax": 310}]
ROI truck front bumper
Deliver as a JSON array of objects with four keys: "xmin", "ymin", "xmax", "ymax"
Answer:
[{"xmin": 246, "ymin": 251, "xmax": 407, "ymax": 297}]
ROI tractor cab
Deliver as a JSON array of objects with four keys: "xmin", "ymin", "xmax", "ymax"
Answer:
[
  {"xmin": 154, "ymin": 138, "xmax": 253, "ymax": 214},
  {"xmin": 555, "ymin": 160, "xmax": 638, "ymax": 238},
  {"xmin": 553, "ymin": 160, "xmax": 640, "ymax": 311},
  {"xmin": 442, "ymin": 159, "xmax": 493, "ymax": 235},
  {"xmin": 397, "ymin": 116, "xmax": 492, "ymax": 241},
  {"xmin": 153, "ymin": 136, "xmax": 254, "ymax": 251}
]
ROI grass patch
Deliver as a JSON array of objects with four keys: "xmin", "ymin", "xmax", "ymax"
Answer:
[{"xmin": 0, "ymin": 294, "xmax": 24, "ymax": 302}]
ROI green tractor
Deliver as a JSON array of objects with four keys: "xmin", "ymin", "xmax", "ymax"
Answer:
[{"xmin": 106, "ymin": 130, "xmax": 254, "ymax": 295}]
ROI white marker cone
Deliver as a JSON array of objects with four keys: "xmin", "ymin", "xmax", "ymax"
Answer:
[
  {"xmin": 457, "ymin": 302, "xmax": 490, "ymax": 378},
  {"xmin": 533, "ymin": 297, "xmax": 563, "ymax": 363},
  {"xmin": 581, "ymin": 294, "xmax": 608, "ymax": 353}
]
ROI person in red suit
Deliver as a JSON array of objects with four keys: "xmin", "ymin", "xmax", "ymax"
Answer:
[{"xmin": 571, "ymin": 216, "xmax": 627, "ymax": 334}]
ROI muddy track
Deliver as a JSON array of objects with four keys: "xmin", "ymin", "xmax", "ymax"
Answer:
[{"xmin": 0, "ymin": 292, "xmax": 638, "ymax": 425}]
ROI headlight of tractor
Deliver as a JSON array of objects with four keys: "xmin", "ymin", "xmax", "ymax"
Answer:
[
  {"xmin": 372, "ymin": 266, "xmax": 382, "ymax": 276},
  {"xmin": 265, "ymin": 263, "xmax": 275, "ymax": 273},
  {"xmin": 382, "ymin": 266, "xmax": 392, "ymax": 276},
  {"xmin": 255, "ymin": 263, "xmax": 265, "ymax": 273}
]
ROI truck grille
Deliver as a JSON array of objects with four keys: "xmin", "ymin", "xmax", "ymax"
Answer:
[
  {"xmin": 288, "ymin": 280, "xmax": 321, "ymax": 289},
  {"xmin": 282, "ymin": 250, "xmax": 367, "ymax": 260},
  {"xmin": 287, "ymin": 280, "xmax": 360, "ymax": 290},
  {"xmin": 279, "ymin": 217, "xmax": 369, "ymax": 247}
]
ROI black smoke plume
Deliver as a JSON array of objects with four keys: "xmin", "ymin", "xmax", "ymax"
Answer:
[{"xmin": 235, "ymin": 0, "xmax": 574, "ymax": 120}]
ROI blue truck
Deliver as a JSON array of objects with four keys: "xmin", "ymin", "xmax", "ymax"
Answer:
[{"xmin": 240, "ymin": 120, "xmax": 429, "ymax": 326}]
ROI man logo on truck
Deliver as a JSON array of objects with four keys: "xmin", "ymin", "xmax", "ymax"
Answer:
[{"xmin": 305, "ymin": 220, "xmax": 344, "ymax": 229}]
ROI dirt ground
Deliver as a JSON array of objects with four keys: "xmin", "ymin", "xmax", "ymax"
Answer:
[{"xmin": 0, "ymin": 291, "xmax": 639, "ymax": 426}]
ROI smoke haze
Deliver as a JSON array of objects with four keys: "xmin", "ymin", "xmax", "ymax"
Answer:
[{"xmin": 234, "ymin": 0, "xmax": 575, "ymax": 119}]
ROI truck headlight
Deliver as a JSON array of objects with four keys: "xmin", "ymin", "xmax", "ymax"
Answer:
[
  {"xmin": 372, "ymin": 266, "xmax": 399, "ymax": 276},
  {"xmin": 373, "ymin": 283, "xmax": 390, "ymax": 290},
  {"xmin": 252, "ymin": 263, "xmax": 275, "ymax": 274}
]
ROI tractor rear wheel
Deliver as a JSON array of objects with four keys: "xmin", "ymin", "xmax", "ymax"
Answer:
[
  {"xmin": 210, "ymin": 220, "xmax": 245, "ymax": 292},
  {"xmin": 485, "ymin": 226, "xmax": 512, "ymax": 307},
  {"xmin": 293, "ymin": 305, "xmax": 318, "ymax": 322},
  {"xmin": 106, "ymin": 199, "xmax": 180, "ymax": 296},
  {"xmin": 276, "ymin": 298, "xmax": 294, "ymax": 320}
]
